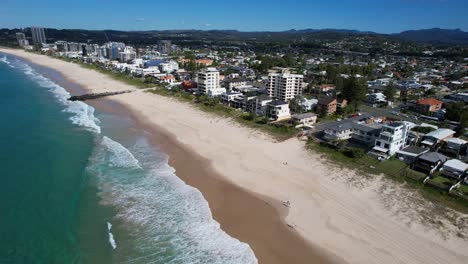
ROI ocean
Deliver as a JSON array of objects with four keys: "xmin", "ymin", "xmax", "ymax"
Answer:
[{"xmin": 0, "ymin": 53, "xmax": 257, "ymax": 264}]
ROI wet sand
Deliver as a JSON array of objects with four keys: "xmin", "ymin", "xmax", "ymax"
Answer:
[
  {"xmin": 28, "ymin": 59, "xmax": 341, "ymax": 263},
  {"xmin": 89, "ymin": 96, "xmax": 340, "ymax": 264}
]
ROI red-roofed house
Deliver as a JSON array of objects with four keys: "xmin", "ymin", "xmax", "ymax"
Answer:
[
  {"xmin": 158, "ymin": 74, "xmax": 176, "ymax": 84},
  {"xmin": 182, "ymin": 80, "xmax": 197, "ymax": 90},
  {"xmin": 319, "ymin": 84, "xmax": 336, "ymax": 92},
  {"xmin": 415, "ymin": 98, "xmax": 443, "ymax": 113}
]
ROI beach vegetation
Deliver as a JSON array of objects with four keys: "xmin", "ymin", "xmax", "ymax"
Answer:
[
  {"xmin": 145, "ymin": 88, "xmax": 298, "ymax": 140},
  {"xmin": 306, "ymin": 139, "xmax": 468, "ymax": 212},
  {"xmin": 145, "ymin": 85, "xmax": 300, "ymax": 140},
  {"xmin": 459, "ymin": 184, "xmax": 468, "ymax": 195}
]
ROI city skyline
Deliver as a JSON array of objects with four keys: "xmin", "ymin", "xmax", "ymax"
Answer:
[{"xmin": 1, "ymin": 0, "xmax": 467, "ymax": 33}]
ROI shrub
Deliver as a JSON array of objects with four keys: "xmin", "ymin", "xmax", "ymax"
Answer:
[
  {"xmin": 255, "ymin": 117, "xmax": 269, "ymax": 124},
  {"xmin": 343, "ymin": 148, "xmax": 365, "ymax": 158},
  {"xmin": 242, "ymin": 113, "xmax": 255, "ymax": 121}
]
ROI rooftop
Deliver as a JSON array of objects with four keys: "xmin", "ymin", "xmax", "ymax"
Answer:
[
  {"xmin": 443, "ymin": 159, "xmax": 468, "ymax": 171},
  {"xmin": 353, "ymin": 123, "xmax": 383, "ymax": 132},
  {"xmin": 447, "ymin": 137, "xmax": 467, "ymax": 145},
  {"xmin": 268, "ymin": 100, "xmax": 288, "ymax": 106},
  {"xmin": 425, "ymin": 128, "xmax": 456, "ymax": 140},
  {"xmin": 417, "ymin": 98, "xmax": 443, "ymax": 106},
  {"xmin": 398, "ymin": 146, "xmax": 428, "ymax": 155},
  {"xmin": 292, "ymin": 113, "xmax": 317, "ymax": 120},
  {"xmin": 318, "ymin": 97, "xmax": 337, "ymax": 105},
  {"xmin": 386, "ymin": 122, "xmax": 403, "ymax": 128},
  {"xmin": 327, "ymin": 122, "xmax": 354, "ymax": 132},
  {"xmin": 418, "ymin": 152, "xmax": 448, "ymax": 163}
]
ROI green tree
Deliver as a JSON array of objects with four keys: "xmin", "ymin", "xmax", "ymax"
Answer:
[
  {"xmin": 335, "ymin": 76, "xmax": 344, "ymax": 93},
  {"xmin": 383, "ymin": 82, "xmax": 396, "ymax": 102},
  {"xmin": 459, "ymin": 111, "xmax": 468, "ymax": 136},
  {"xmin": 289, "ymin": 96, "xmax": 305, "ymax": 114},
  {"xmin": 326, "ymin": 65, "xmax": 338, "ymax": 84},
  {"xmin": 342, "ymin": 77, "xmax": 366, "ymax": 108},
  {"xmin": 187, "ymin": 60, "xmax": 197, "ymax": 72},
  {"xmin": 445, "ymin": 102, "xmax": 464, "ymax": 122}
]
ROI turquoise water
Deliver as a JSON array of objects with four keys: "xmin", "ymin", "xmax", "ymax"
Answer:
[{"xmin": 0, "ymin": 54, "xmax": 257, "ymax": 264}]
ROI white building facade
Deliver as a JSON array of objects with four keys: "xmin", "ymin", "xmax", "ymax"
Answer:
[
  {"xmin": 267, "ymin": 70, "xmax": 303, "ymax": 101},
  {"xmin": 198, "ymin": 67, "xmax": 221, "ymax": 96},
  {"xmin": 371, "ymin": 122, "xmax": 415, "ymax": 158},
  {"xmin": 265, "ymin": 100, "xmax": 291, "ymax": 121}
]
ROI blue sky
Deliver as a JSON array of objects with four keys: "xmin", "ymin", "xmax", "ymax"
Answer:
[{"xmin": 0, "ymin": 0, "xmax": 467, "ymax": 33}]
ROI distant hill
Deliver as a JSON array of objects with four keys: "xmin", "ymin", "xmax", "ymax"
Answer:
[
  {"xmin": 1, "ymin": 27, "xmax": 467, "ymax": 48},
  {"xmin": 282, "ymin": 28, "xmax": 378, "ymax": 35},
  {"xmin": 392, "ymin": 28, "xmax": 468, "ymax": 45}
]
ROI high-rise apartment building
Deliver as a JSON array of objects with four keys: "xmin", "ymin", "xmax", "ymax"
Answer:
[
  {"xmin": 197, "ymin": 67, "xmax": 221, "ymax": 95},
  {"xmin": 16, "ymin": 32, "xmax": 28, "ymax": 46},
  {"xmin": 31, "ymin": 27, "xmax": 46, "ymax": 45},
  {"xmin": 158, "ymin": 40, "xmax": 172, "ymax": 54},
  {"xmin": 267, "ymin": 68, "xmax": 303, "ymax": 101}
]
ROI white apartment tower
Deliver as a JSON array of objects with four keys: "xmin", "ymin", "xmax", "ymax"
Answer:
[
  {"xmin": 197, "ymin": 67, "xmax": 221, "ymax": 95},
  {"xmin": 31, "ymin": 27, "xmax": 46, "ymax": 45},
  {"xmin": 267, "ymin": 68, "xmax": 303, "ymax": 101},
  {"xmin": 16, "ymin": 32, "xmax": 28, "ymax": 46}
]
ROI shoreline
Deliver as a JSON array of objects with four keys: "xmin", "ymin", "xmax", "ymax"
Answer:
[
  {"xmin": 127, "ymin": 103, "xmax": 341, "ymax": 264},
  {"xmin": 2, "ymin": 50, "xmax": 341, "ymax": 263},
  {"xmin": 2, "ymin": 48, "xmax": 468, "ymax": 264}
]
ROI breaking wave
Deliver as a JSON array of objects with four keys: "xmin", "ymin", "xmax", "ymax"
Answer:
[
  {"xmin": 87, "ymin": 137, "xmax": 258, "ymax": 263},
  {"xmin": 107, "ymin": 222, "xmax": 117, "ymax": 250},
  {"xmin": 6, "ymin": 55, "xmax": 257, "ymax": 263},
  {"xmin": 0, "ymin": 55, "xmax": 16, "ymax": 68},
  {"xmin": 12, "ymin": 58, "xmax": 101, "ymax": 133}
]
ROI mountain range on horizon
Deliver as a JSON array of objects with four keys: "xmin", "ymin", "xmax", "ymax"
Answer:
[{"xmin": 3, "ymin": 27, "xmax": 468, "ymax": 46}]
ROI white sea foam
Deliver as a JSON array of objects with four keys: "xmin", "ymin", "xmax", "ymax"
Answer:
[
  {"xmin": 101, "ymin": 136, "xmax": 141, "ymax": 169},
  {"xmin": 107, "ymin": 222, "xmax": 117, "ymax": 250},
  {"xmin": 0, "ymin": 55, "xmax": 16, "ymax": 68},
  {"xmin": 12, "ymin": 60, "xmax": 101, "ymax": 133},
  {"xmin": 88, "ymin": 137, "xmax": 258, "ymax": 264}
]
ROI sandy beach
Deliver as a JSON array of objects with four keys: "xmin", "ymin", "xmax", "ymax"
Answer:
[{"xmin": 2, "ymin": 48, "xmax": 468, "ymax": 264}]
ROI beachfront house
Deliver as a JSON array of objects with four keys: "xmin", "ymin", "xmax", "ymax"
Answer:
[
  {"xmin": 351, "ymin": 123, "xmax": 382, "ymax": 146},
  {"xmin": 323, "ymin": 122, "xmax": 354, "ymax": 142},
  {"xmin": 369, "ymin": 122, "xmax": 415, "ymax": 159},
  {"xmin": 221, "ymin": 92, "xmax": 243, "ymax": 106},
  {"xmin": 412, "ymin": 152, "xmax": 448, "ymax": 174},
  {"xmin": 446, "ymin": 138, "xmax": 467, "ymax": 155},
  {"xmin": 396, "ymin": 146, "xmax": 429, "ymax": 164},
  {"xmin": 440, "ymin": 159, "xmax": 468, "ymax": 181},
  {"xmin": 292, "ymin": 113, "xmax": 317, "ymax": 128},
  {"xmin": 323, "ymin": 122, "xmax": 382, "ymax": 145},
  {"xmin": 251, "ymin": 95, "xmax": 273, "ymax": 116},
  {"xmin": 421, "ymin": 128, "xmax": 456, "ymax": 148},
  {"xmin": 265, "ymin": 100, "xmax": 291, "ymax": 121}
]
